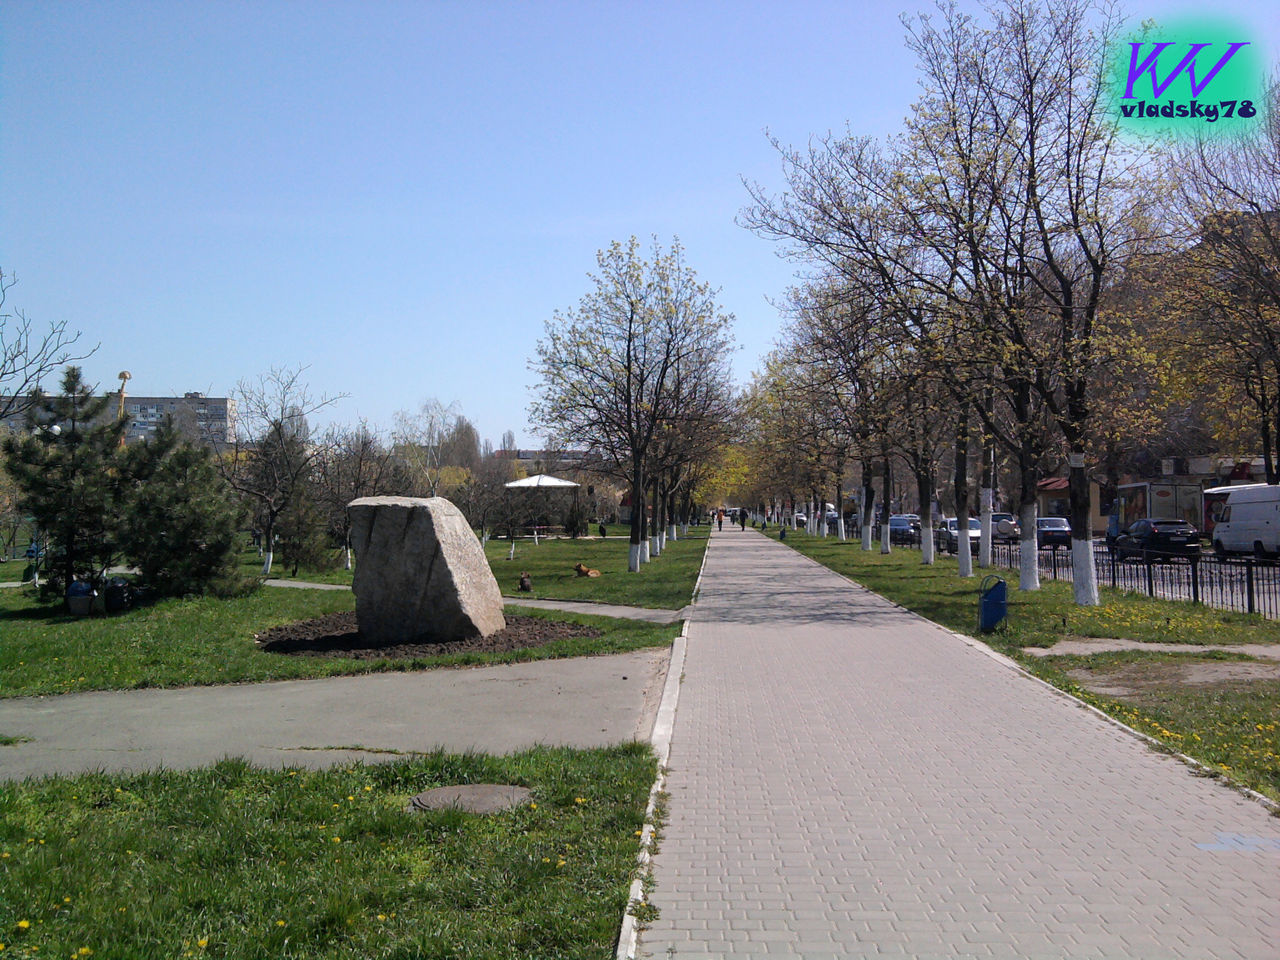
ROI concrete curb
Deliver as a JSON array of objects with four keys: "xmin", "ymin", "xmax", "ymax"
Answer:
[
  {"xmin": 615, "ymin": 535, "xmax": 709, "ymax": 960},
  {"xmin": 779, "ymin": 541, "xmax": 1280, "ymax": 815}
]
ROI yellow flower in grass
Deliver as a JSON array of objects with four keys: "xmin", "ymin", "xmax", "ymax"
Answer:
[
  {"xmin": 197, "ymin": 939, "xmax": 207, "ymax": 949},
  {"xmin": 276, "ymin": 921, "xmax": 285, "ymax": 927},
  {"xmin": 15, "ymin": 922, "xmax": 29, "ymax": 931},
  {"xmin": 77, "ymin": 949, "xmax": 93, "ymax": 956}
]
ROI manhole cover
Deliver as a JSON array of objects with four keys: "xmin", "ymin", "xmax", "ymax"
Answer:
[{"xmin": 408, "ymin": 784, "xmax": 532, "ymax": 814}]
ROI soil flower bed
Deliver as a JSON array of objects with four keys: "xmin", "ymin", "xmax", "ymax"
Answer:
[{"xmin": 255, "ymin": 612, "xmax": 603, "ymax": 659}]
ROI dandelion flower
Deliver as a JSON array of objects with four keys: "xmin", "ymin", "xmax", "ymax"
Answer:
[
  {"xmin": 78, "ymin": 949, "xmax": 93, "ymax": 956},
  {"xmin": 15, "ymin": 922, "xmax": 29, "ymax": 930},
  {"xmin": 276, "ymin": 921, "xmax": 285, "ymax": 927},
  {"xmin": 197, "ymin": 939, "xmax": 207, "ymax": 948},
  {"xmin": 376, "ymin": 915, "xmax": 387, "ymax": 921}
]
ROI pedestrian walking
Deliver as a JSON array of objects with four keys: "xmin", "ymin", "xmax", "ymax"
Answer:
[
  {"xmin": 717, "ymin": 510, "xmax": 724, "ymax": 532},
  {"xmin": 739, "ymin": 510, "xmax": 747, "ymax": 531}
]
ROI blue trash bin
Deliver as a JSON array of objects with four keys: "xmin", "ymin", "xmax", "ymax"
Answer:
[
  {"xmin": 67, "ymin": 580, "xmax": 96, "ymax": 617},
  {"xmin": 978, "ymin": 575, "xmax": 1007, "ymax": 632}
]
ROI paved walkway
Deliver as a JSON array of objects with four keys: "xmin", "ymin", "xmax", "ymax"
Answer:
[
  {"xmin": 0, "ymin": 650, "xmax": 668, "ymax": 781},
  {"xmin": 639, "ymin": 529, "xmax": 1279, "ymax": 960}
]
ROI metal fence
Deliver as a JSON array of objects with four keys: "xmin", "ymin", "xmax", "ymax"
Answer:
[{"xmin": 886, "ymin": 533, "xmax": 1280, "ymax": 620}]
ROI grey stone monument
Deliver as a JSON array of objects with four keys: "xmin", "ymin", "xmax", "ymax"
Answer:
[{"xmin": 347, "ymin": 496, "xmax": 506, "ymax": 645}]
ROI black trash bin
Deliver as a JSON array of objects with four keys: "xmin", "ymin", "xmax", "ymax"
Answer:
[{"xmin": 104, "ymin": 577, "xmax": 134, "ymax": 614}]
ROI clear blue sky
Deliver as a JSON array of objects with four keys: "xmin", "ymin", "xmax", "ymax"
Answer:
[{"xmin": 1, "ymin": 1, "xmax": 1274, "ymax": 448}]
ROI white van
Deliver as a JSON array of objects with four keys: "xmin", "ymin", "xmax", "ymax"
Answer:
[{"xmin": 1208, "ymin": 483, "xmax": 1280, "ymax": 557}]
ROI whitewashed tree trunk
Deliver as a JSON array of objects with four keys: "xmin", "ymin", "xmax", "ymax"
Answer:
[
  {"xmin": 979, "ymin": 488, "xmax": 993, "ymax": 568},
  {"xmin": 650, "ymin": 535, "xmax": 661, "ymax": 557},
  {"xmin": 1018, "ymin": 502, "xmax": 1040, "ymax": 590},
  {"xmin": 508, "ymin": 539, "xmax": 517, "ymax": 561},
  {"xmin": 344, "ymin": 544, "xmax": 353, "ymax": 570},
  {"xmin": 629, "ymin": 543, "xmax": 642, "ymax": 572},
  {"xmin": 667, "ymin": 524, "xmax": 677, "ymax": 541},
  {"xmin": 837, "ymin": 518, "xmax": 846, "ymax": 541},
  {"xmin": 1072, "ymin": 538, "xmax": 1100, "ymax": 605},
  {"xmin": 261, "ymin": 550, "xmax": 273, "ymax": 576},
  {"xmin": 640, "ymin": 540, "xmax": 650, "ymax": 564},
  {"xmin": 921, "ymin": 509, "xmax": 936, "ymax": 566},
  {"xmin": 880, "ymin": 520, "xmax": 891, "ymax": 554},
  {"xmin": 957, "ymin": 529, "xmax": 973, "ymax": 577},
  {"xmin": 862, "ymin": 522, "xmax": 873, "ymax": 550}
]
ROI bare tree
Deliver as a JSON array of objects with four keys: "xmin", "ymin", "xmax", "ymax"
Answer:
[
  {"xmin": 391, "ymin": 399, "xmax": 461, "ymax": 497},
  {"xmin": 1166, "ymin": 81, "xmax": 1280, "ymax": 481},
  {"xmin": 216, "ymin": 365, "xmax": 346, "ymax": 576},
  {"xmin": 0, "ymin": 268, "xmax": 96, "ymax": 420},
  {"xmin": 314, "ymin": 420, "xmax": 401, "ymax": 569}
]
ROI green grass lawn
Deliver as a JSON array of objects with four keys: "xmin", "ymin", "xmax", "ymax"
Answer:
[
  {"xmin": 0, "ymin": 589, "xmax": 677, "ymax": 699},
  {"xmin": 0, "ymin": 561, "xmax": 29, "ymax": 583},
  {"xmin": 237, "ymin": 542, "xmax": 355, "ymax": 586},
  {"xmin": 0, "ymin": 540, "xmax": 33, "ymax": 582},
  {"xmin": 0, "ymin": 744, "xmax": 655, "ymax": 959},
  {"xmin": 485, "ymin": 528, "xmax": 708, "ymax": 610},
  {"xmin": 240, "ymin": 528, "xmax": 710, "ymax": 609},
  {"xmin": 771, "ymin": 530, "xmax": 1280, "ymax": 802}
]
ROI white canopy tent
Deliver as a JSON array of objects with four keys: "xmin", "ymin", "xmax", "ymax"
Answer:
[
  {"xmin": 503, "ymin": 474, "xmax": 581, "ymax": 549},
  {"xmin": 504, "ymin": 474, "xmax": 580, "ymax": 490}
]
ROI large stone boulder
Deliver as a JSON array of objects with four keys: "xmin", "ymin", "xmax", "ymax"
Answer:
[{"xmin": 347, "ymin": 496, "xmax": 505, "ymax": 645}]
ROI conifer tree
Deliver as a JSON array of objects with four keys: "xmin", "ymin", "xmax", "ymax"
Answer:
[
  {"xmin": 1, "ymin": 366, "xmax": 127, "ymax": 592},
  {"xmin": 118, "ymin": 420, "xmax": 246, "ymax": 596}
]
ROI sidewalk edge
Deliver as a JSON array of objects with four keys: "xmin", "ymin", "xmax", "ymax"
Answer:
[{"xmin": 615, "ymin": 535, "xmax": 708, "ymax": 960}]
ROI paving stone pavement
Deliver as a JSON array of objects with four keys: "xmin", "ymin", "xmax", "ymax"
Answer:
[{"xmin": 638, "ymin": 529, "xmax": 1279, "ymax": 960}]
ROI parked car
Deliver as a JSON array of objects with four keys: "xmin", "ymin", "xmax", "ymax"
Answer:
[
  {"xmin": 1036, "ymin": 516, "xmax": 1072, "ymax": 549},
  {"xmin": 1112, "ymin": 518, "xmax": 1202, "ymax": 560},
  {"xmin": 793, "ymin": 512, "xmax": 807, "ymax": 526},
  {"xmin": 888, "ymin": 514, "xmax": 921, "ymax": 545},
  {"xmin": 990, "ymin": 512, "xmax": 1020, "ymax": 542},
  {"xmin": 935, "ymin": 517, "xmax": 981, "ymax": 554},
  {"xmin": 1209, "ymin": 483, "xmax": 1280, "ymax": 557}
]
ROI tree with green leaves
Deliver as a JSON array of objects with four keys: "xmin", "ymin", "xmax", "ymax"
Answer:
[
  {"xmin": 118, "ymin": 420, "xmax": 246, "ymax": 596},
  {"xmin": 530, "ymin": 237, "xmax": 734, "ymax": 572},
  {"xmin": 2, "ymin": 366, "xmax": 128, "ymax": 594}
]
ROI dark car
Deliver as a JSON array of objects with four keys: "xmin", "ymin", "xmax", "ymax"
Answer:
[
  {"xmin": 935, "ymin": 517, "xmax": 981, "ymax": 554},
  {"xmin": 1036, "ymin": 516, "xmax": 1072, "ymax": 548},
  {"xmin": 1112, "ymin": 518, "xmax": 1202, "ymax": 560},
  {"xmin": 888, "ymin": 514, "xmax": 921, "ymax": 545}
]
